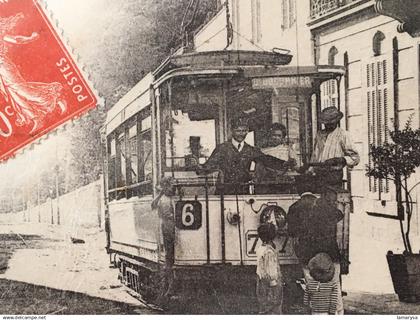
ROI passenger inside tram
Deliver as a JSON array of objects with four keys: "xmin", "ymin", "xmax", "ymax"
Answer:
[
  {"xmin": 255, "ymin": 122, "xmax": 298, "ymax": 193},
  {"xmin": 162, "ymin": 78, "xmax": 308, "ymax": 195},
  {"xmin": 196, "ymin": 117, "xmax": 290, "ymax": 194},
  {"xmin": 261, "ymin": 123, "xmax": 297, "ymax": 164}
]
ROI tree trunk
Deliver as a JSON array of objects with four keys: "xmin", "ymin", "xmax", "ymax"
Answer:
[
  {"xmin": 404, "ymin": 177, "xmax": 413, "ymax": 254},
  {"xmin": 395, "ymin": 177, "xmax": 408, "ymax": 252}
]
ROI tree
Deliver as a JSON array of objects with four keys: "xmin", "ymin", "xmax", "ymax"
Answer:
[
  {"xmin": 366, "ymin": 118, "xmax": 420, "ymax": 254},
  {"xmin": 66, "ymin": 0, "xmax": 220, "ymax": 191}
]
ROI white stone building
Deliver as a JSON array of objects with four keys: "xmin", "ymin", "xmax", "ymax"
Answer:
[{"xmin": 187, "ymin": 0, "xmax": 420, "ymax": 294}]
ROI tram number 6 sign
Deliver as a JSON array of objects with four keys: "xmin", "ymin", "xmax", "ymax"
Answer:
[{"xmin": 175, "ymin": 201, "xmax": 202, "ymax": 230}]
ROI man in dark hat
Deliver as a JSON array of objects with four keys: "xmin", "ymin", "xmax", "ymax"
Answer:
[
  {"xmin": 308, "ymin": 106, "xmax": 359, "ymax": 188},
  {"xmin": 197, "ymin": 117, "xmax": 290, "ymax": 194}
]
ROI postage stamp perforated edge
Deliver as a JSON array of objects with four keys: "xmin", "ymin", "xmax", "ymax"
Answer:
[{"xmin": 1, "ymin": 0, "xmax": 104, "ymax": 162}]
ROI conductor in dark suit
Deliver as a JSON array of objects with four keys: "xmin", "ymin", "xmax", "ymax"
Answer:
[{"xmin": 197, "ymin": 118, "xmax": 289, "ymax": 194}]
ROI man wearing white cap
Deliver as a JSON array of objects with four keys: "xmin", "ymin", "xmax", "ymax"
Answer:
[{"xmin": 309, "ymin": 106, "xmax": 360, "ymax": 188}]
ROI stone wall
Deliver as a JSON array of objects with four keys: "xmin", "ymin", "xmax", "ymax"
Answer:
[{"xmin": 0, "ymin": 180, "xmax": 104, "ymax": 238}]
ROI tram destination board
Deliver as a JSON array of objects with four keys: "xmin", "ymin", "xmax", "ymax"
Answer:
[{"xmin": 0, "ymin": 0, "xmax": 97, "ymax": 161}]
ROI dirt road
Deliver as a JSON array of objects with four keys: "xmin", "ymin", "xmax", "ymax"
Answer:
[
  {"xmin": 0, "ymin": 223, "xmax": 307, "ymax": 315},
  {"xmin": 0, "ymin": 223, "xmax": 155, "ymax": 315}
]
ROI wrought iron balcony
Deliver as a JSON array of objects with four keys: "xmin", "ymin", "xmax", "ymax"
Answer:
[{"xmin": 310, "ymin": 0, "xmax": 363, "ymax": 20}]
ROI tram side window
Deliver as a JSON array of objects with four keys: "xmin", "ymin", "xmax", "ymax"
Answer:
[
  {"xmin": 108, "ymin": 137, "xmax": 116, "ymax": 190},
  {"xmin": 117, "ymin": 132, "xmax": 127, "ymax": 187},
  {"xmin": 139, "ymin": 115, "xmax": 152, "ymax": 182},
  {"xmin": 126, "ymin": 114, "xmax": 153, "ymax": 198},
  {"xmin": 128, "ymin": 124, "xmax": 138, "ymax": 184}
]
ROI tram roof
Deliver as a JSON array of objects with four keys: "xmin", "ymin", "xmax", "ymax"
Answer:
[
  {"xmin": 104, "ymin": 50, "xmax": 345, "ymax": 136},
  {"xmin": 105, "ymin": 72, "xmax": 153, "ymax": 134},
  {"xmin": 152, "ymin": 50, "xmax": 293, "ymax": 79},
  {"xmin": 152, "ymin": 64, "xmax": 346, "ymax": 88}
]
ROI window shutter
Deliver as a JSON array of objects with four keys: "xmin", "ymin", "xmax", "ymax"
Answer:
[
  {"xmin": 366, "ymin": 59, "xmax": 391, "ymax": 196},
  {"xmin": 382, "ymin": 59, "xmax": 390, "ymax": 192},
  {"xmin": 367, "ymin": 90, "xmax": 373, "ymax": 192},
  {"xmin": 383, "ymin": 59, "xmax": 388, "ymax": 85},
  {"xmin": 372, "ymin": 90, "xmax": 378, "ymax": 192},
  {"xmin": 371, "ymin": 62, "xmax": 375, "ymax": 87}
]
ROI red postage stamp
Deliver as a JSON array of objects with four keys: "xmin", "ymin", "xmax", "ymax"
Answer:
[{"xmin": 0, "ymin": 0, "xmax": 97, "ymax": 160}]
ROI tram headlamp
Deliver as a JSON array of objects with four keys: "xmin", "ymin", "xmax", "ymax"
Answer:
[{"xmin": 259, "ymin": 205, "xmax": 287, "ymax": 231}]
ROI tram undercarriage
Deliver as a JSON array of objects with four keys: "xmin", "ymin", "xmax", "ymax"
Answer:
[{"xmin": 114, "ymin": 250, "xmax": 306, "ymax": 313}]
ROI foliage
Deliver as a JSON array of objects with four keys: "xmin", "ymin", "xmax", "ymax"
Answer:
[
  {"xmin": 0, "ymin": 0, "xmax": 223, "ymax": 212},
  {"xmin": 367, "ymin": 121, "xmax": 420, "ymax": 181},
  {"xmin": 366, "ymin": 118, "xmax": 420, "ymax": 254},
  {"xmin": 67, "ymin": 109, "xmax": 106, "ymax": 189},
  {"xmin": 65, "ymin": 0, "xmax": 219, "ymax": 191}
]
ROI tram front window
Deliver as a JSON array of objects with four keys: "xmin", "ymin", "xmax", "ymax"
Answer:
[
  {"xmin": 163, "ymin": 103, "xmax": 218, "ymax": 175},
  {"xmin": 224, "ymin": 79, "xmax": 306, "ymax": 194},
  {"xmin": 162, "ymin": 76, "xmax": 312, "ymax": 195}
]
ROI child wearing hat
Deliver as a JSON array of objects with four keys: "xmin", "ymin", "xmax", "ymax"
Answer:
[
  {"xmin": 303, "ymin": 252, "xmax": 339, "ymax": 315},
  {"xmin": 256, "ymin": 223, "xmax": 283, "ymax": 314}
]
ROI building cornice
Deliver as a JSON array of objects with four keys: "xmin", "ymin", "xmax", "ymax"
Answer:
[{"xmin": 375, "ymin": 0, "xmax": 420, "ymax": 37}]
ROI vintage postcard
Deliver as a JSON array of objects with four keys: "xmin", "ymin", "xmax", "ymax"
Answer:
[{"xmin": 0, "ymin": 0, "xmax": 419, "ymax": 317}]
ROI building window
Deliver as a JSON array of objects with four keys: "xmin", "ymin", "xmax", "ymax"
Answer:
[
  {"xmin": 320, "ymin": 47, "xmax": 340, "ymax": 108},
  {"xmin": 282, "ymin": 0, "xmax": 296, "ymax": 30},
  {"xmin": 367, "ymin": 59, "xmax": 391, "ymax": 195},
  {"xmin": 373, "ymin": 31, "xmax": 385, "ymax": 56},
  {"xmin": 328, "ymin": 46, "xmax": 338, "ymax": 65},
  {"xmin": 321, "ymin": 80, "xmax": 338, "ymax": 109}
]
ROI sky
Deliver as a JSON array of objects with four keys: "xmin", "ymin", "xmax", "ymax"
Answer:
[
  {"xmin": 0, "ymin": 0, "xmax": 112, "ymax": 188},
  {"xmin": 45, "ymin": 0, "xmax": 112, "ymax": 56}
]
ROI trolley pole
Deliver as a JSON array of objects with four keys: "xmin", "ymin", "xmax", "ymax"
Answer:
[{"xmin": 55, "ymin": 164, "xmax": 60, "ymax": 225}]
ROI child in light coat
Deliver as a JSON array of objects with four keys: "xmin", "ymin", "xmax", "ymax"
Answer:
[{"xmin": 256, "ymin": 223, "xmax": 283, "ymax": 314}]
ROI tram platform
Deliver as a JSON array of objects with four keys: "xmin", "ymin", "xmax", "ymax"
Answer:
[{"xmin": 344, "ymin": 291, "xmax": 420, "ymax": 315}]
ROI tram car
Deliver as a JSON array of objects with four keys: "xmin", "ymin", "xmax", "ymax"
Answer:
[{"xmin": 101, "ymin": 50, "xmax": 351, "ymax": 309}]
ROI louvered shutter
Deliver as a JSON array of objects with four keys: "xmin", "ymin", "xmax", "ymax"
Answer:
[{"xmin": 367, "ymin": 58, "xmax": 392, "ymax": 196}]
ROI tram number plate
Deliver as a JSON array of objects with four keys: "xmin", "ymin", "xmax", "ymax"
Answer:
[
  {"xmin": 175, "ymin": 201, "xmax": 202, "ymax": 230},
  {"xmin": 246, "ymin": 230, "xmax": 291, "ymax": 257},
  {"xmin": 246, "ymin": 231, "xmax": 261, "ymax": 256}
]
